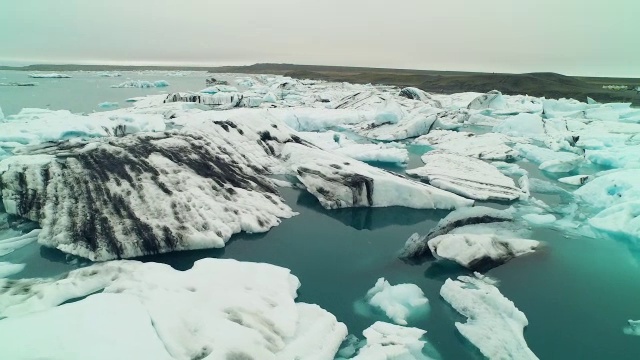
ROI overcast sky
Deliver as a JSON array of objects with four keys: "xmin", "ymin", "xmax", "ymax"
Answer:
[{"xmin": 0, "ymin": 0, "xmax": 637, "ymax": 76}]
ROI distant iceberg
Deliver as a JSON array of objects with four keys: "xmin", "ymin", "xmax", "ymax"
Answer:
[
  {"xmin": 111, "ymin": 80, "xmax": 169, "ymax": 88},
  {"xmin": 28, "ymin": 73, "xmax": 71, "ymax": 78}
]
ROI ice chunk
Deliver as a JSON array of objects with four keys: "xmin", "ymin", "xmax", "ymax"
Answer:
[
  {"xmin": 440, "ymin": 274, "xmax": 539, "ymax": 360},
  {"xmin": 574, "ymin": 169, "xmax": 640, "ymax": 210},
  {"xmin": 515, "ymin": 143, "xmax": 582, "ymax": 172},
  {"xmin": 363, "ymin": 278, "xmax": 429, "ymax": 325},
  {"xmin": 200, "ymin": 85, "xmax": 238, "ymax": 94},
  {"xmin": 263, "ymin": 92, "xmax": 278, "ymax": 103},
  {"xmin": 98, "ymin": 101, "xmax": 119, "ymax": 109},
  {"xmin": 373, "ymin": 100, "xmax": 405, "ymax": 125},
  {"xmin": 352, "ymin": 322, "xmax": 434, "ymax": 360},
  {"xmin": 111, "ymin": 80, "xmax": 169, "ymax": 88},
  {"xmin": 97, "ymin": 72, "xmax": 122, "ymax": 77},
  {"xmin": 588, "ymin": 201, "xmax": 640, "ymax": 241},
  {"xmin": 0, "ymin": 108, "xmax": 165, "ymax": 147},
  {"xmin": 624, "ymin": 320, "xmax": 640, "ymax": 336},
  {"xmin": 334, "ymin": 144, "xmax": 409, "ymax": 166},
  {"xmin": 28, "ymin": 73, "xmax": 71, "ymax": 78},
  {"xmin": 428, "ymin": 234, "xmax": 539, "ymax": 271},
  {"xmin": 400, "ymin": 206, "xmax": 513, "ymax": 259},
  {"xmin": 467, "ymin": 90, "xmax": 507, "ymax": 110},
  {"xmin": 522, "ymin": 213, "xmax": 557, "ymax": 225},
  {"xmin": 494, "ymin": 113, "xmax": 545, "ymax": 137},
  {"xmin": 0, "ymin": 262, "xmax": 25, "ymax": 278},
  {"xmin": 492, "ymin": 161, "xmax": 529, "ymax": 177},
  {"xmin": 0, "ymin": 129, "xmax": 295, "ymax": 260},
  {"xmin": 585, "ymin": 145, "xmax": 640, "ymax": 169},
  {"xmin": 357, "ymin": 111, "xmax": 438, "ymax": 141},
  {"xmin": 558, "ymin": 175, "xmax": 591, "ymax": 186},
  {"xmin": 413, "ymin": 130, "xmax": 518, "ymax": 161},
  {"xmin": 407, "ymin": 151, "xmax": 524, "ymax": 201},
  {"xmin": 0, "ymin": 258, "xmax": 347, "ymax": 359},
  {"xmin": 399, "ymin": 87, "xmax": 442, "ymax": 108},
  {"xmin": 283, "ymin": 143, "xmax": 473, "ymax": 210},
  {"xmin": 0, "ymin": 105, "xmax": 3, "ymax": 120},
  {"xmin": 0, "ymin": 229, "xmax": 40, "ymax": 256}
]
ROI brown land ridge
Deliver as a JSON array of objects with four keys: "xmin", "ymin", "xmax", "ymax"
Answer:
[{"xmin": 3, "ymin": 63, "xmax": 639, "ymax": 105}]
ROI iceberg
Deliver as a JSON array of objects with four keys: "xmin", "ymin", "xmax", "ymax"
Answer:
[
  {"xmin": 0, "ymin": 108, "xmax": 165, "ymax": 147},
  {"xmin": 400, "ymin": 206, "xmax": 514, "ymax": 259},
  {"xmin": 428, "ymin": 234, "xmax": 539, "ymax": 271},
  {"xmin": 0, "ymin": 229, "xmax": 40, "ymax": 256},
  {"xmin": 588, "ymin": 201, "xmax": 640, "ymax": 242},
  {"xmin": 0, "ymin": 259, "xmax": 348, "ymax": 360},
  {"xmin": 98, "ymin": 101, "xmax": 119, "ymax": 109},
  {"xmin": 200, "ymin": 85, "xmax": 238, "ymax": 94},
  {"xmin": 0, "ymin": 262, "xmax": 25, "ymax": 278},
  {"xmin": 558, "ymin": 174, "xmax": 591, "ymax": 186},
  {"xmin": 283, "ymin": 143, "xmax": 473, "ymax": 210},
  {"xmin": 164, "ymin": 91, "xmax": 261, "ymax": 108},
  {"xmin": 351, "ymin": 322, "xmax": 434, "ymax": 360},
  {"xmin": 0, "ymin": 105, "xmax": 3, "ymax": 120},
  {"xmin": 574, "ymin": 169, "xmax": 640, "ymax": 210},
  {"xmin": 467, "ymin": 90, "xmax": 507, "ymax": 110},
  {"xmin": 28, "ymin": 73, "xmax": 71, "ymax": 78},
  {"xmin": 0, "ymin": 129, "xmax": 296, "ymax": 260},
  {"xmin": 624, "ymin": 320, "xmax": 640, "ymax": 336},
  {"xmin": 413, "ymin": 130, "xmax": 519, "ymax": 160},
  {"xmin": 522, "ymin": 213, "xmax": 557, "ymax": 225},
  {"xmin": 362, "ymin": 278, "xmax": 429, "ymax": 325},
  {"xmin": 585, "ymin": 145, "xmax": 640, "ymax": 169},
  {"xmin": 440, "ymin": 274, "xmax": 539, "ymax": 360},
  {"xmin": 399, "ymin": 87, "xmax": 442, "ymax": 108},
  {"xmin": 111, "ymin": 80, "xmax": 169, "ymax": 88},
  {"xmin": 514, "ymin": 143, "xmax": 582, "ymax": 172},
  {"xmin": 407, "ymin": 151, "xmax": 524, "ymax": 201}
]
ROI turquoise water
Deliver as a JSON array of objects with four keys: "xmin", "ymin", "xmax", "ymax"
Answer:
[{"xmin": 1, "ymin": 71, "xmax": 640, "ymax": 359}]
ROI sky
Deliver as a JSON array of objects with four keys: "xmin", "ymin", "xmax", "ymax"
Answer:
[{"xmin": 0, "ymin": 0, "xmax": 638, "ymax": 77}]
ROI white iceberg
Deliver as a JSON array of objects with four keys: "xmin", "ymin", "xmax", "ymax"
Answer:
[
  {"xmin": 467, "ymin": 90, "xmax": 507, "ymax": 110},
  {"xmin": 351, "ymin": 322, "xmax": 434, "ymax": 360},
  {"xmin": 0, "ymin": 262, "xmax": 25, "ymax": 278},
  {"xmin": 515, "ymin": 143, "xmax": 582, "ymax": 172},
  {"xmin": 428, "ymin": 234, "xmax": 539, "ymax": 271},
  {"xmin": 0, "ymin": 229, "xmax": 40, "ymax": 256},
  {"xmin": 364, "ymin": 278, "xmax": 429, "ymax": 325},
  {"xmin": 407, "ymin": 151, "xmax": 524, "ymax": 201},
  {"xmin": 400, "ymin": 206, "xmax": 514, "ymax": 259},
  {"xmin": 522, "ymin": 213, "xmax": 557, "ymax": 225},
  {"xmin": 28, "ymin": 73, "xmax": 71, "ymax": 78},
  {"xmin": 624, "ymin": 320, "xmax": 640, "ymax": 336},
  {"xmin": 414, "ymin": 130, "xmax": 518, "ymax": 160},
  {"xmin": 111, "ymin": 80, "xmax": 169, "ymax": 88},
  {"xmin": 440, "ymin": 274, "xmax": 539, "ymax": 360},
  {"xmin": 588, "ymin": 201, "xmax": 640, "ymax": 241},
  {"xmin": 574, "ymin": 169, "xmax": 640, "ymax": 210},
  {"xmin": 283, "ymin": 143, "xmax": 473, "ymax": 210},
  {"xmin": 0, "ymin": 258, "xmax": 348, "ymax": 360},
  {"xmin": 200, "ymin": 85, "xmax": 238, "ymax": 94}
]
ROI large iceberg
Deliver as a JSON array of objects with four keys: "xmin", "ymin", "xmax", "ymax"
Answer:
[
  {"xmin": 283, "ymin": 143, "xmax": 473, "ymax": 210},
  {"xmin": 0, "ymin": 259, "xmax": 348, "ymax": 360},
  {"xmin": 440, "ymin": 274, "xmax": 539, "ymax": 360},
  {"xmin": 111, "ymin": 80, "xmax": 169, "ymax": 88},
  {"xmin": 413, "ymin": 130, "xmax": 519, "ymax": 161},
  {"xmin": 400, "ymin": 206, "xmax": 514, "ymax": 259},
  {"xmin": 407, "ymin": 151, "xmax": 524, "ymax": 201},
  {"xmin": 0, "ymin": 128, "xmax": 296, "ymax": 260},
  {"xmin": 428, "ymin": 233, "xmax": 539, "ymax": 271}
]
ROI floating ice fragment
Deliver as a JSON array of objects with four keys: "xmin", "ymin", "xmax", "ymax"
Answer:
[{"xmin": 364, "ymin": 278, "xmax": 429, "ymax": 325}]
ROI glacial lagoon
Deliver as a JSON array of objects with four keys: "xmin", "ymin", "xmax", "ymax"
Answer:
[{"xmin": 1, "ymin": 70, "xmax": 640, "ymax": 359}]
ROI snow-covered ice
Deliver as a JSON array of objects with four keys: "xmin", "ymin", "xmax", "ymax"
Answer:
[
  {"xmin": 283, "ymin": 143, "xmax": 473, "ymax": 210},
  {"xmin": 400, "ymin": 206, "xmax": 514, "ymax": 259},
  {"xmin": 0, "ymin": 262, "xmax": 25, "ymax": 278},
  {"xmin": 0, "ymin": 229, "xmax": 40, "ymax": 256},
  {"xmin": 363, "ymin": 278, "xmax": 429, "ymax": 325},
  {"xmin": 0, "ymin": 258, "xmax": 348, "ymax": 360},
  {"xmin": 112, "ymin": 80, "xmax": 169, "ymax": 88},
  {"xmin": 440, "ymin": 274, "xmax": 539, "ymax": 360},
  {"xmin": 413, "ymin": 130, "xmax": 518, "ymax": 160},
  {"xmin": 351, "ymin": 322, "xmax": 435, "ymax": 360},
  {"xmin": 428, "ymin": 234, "xmax": 539, "ymax": 271},
  {"xmin": 28, "ymin": 73, "xmax": 71, "ymax": 78},
  {"xmin": 515, "ymin": 143, "xmax": 582, "ymax": 172},
  {"xmin": 407, "ymin": 151, "xmax": 524, "ymax": 201}
]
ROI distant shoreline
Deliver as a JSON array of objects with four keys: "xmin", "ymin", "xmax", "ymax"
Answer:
[{"xmin": 2, "ymin": 63, "xmax": 639, "ymax": 105}]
